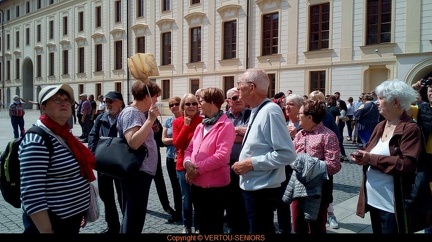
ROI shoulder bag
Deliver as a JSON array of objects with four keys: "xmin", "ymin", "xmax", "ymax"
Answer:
[{"xmin": 94, "ymin": 137, "xmax": 148, "ymax": 179}]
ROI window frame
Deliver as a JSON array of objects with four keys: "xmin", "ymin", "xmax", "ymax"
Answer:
[
  {"xmin": 115, "ymin": 0, "xmax": 122, "ymax": 23},
  {"xmin": 308, "ymin": 3, "xmax": 330, "ymax": 51},
  {"xmin": 63, "ymin": 16, "xmax": 68, "ymax": 36},
  {"xmin": 190, "ymin": 27, "xmax": 201, "ymax": 63},
  {"xmin": 137, "ymin": 0, "xmax": 144, "ymax": 17},
  {"xmin": 223, "ymin": 20, "xmax": 237, "ymax": 60},
  {"xmin": 78, "ymin": 11, "xmax": 84, "ymax": 32},
  {"xmin": 136, "ymin": 36, "xmax": 145, "ymax": 53},
  {"xmin": 162, "ymin": 0, "xmax": 170, "ymax": 12},
  {"xmin": 162, "ymin": 79, "xmax": 170, "ymax": 100},
  {"xmin": 161, "ymin": 32, "xmax": 171, "ymax": 65},
  {"xmin": 15, "ymin": 58, "xmax": 20, "ymax": 79},
  {"xmin": 36, "ymin": 55, "xmax": 41, "ymax": 77},
  {"xmin": 78, "ymin": 47, "xmax": 85, "ymax": 73},
  {"xmin": 261, "ymin": 12, "xmax": 279, "ymax": 56},
  {"xmin": 37, "ymin": 24, "xmax": 41, "ymax": 42},
  {"xmin": 95, "ymin": 44, "xmax": 103, "ymax": 72},
  {"xmin": 114, "ymin": 40, "xmax": 122, "ymax": 70},
  {"xmin": 95, "ymin": 6, "xmax": 102, "ymax": 28},
  {"xmin": 49, "ymin": 52, "xmax": 54, "ymax": 76},
  {"xmin": 49, "ymin": 20, "xmax": 54, "ymax": 39},
  {"xmin": 63, "ymin": 50, "xmax": 68, "ymax": 75},
  {"xmin": 15, "ymin": 31, "xmax": 19, "ymax": 48},
  {"xmin": 366, "ymin": 0, "xmax": 392, "ymax": 45},
  {"xmin": 309, "ymin": 70, "xmax": 326, "ymax": 94}
]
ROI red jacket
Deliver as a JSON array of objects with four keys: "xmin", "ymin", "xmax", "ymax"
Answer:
[{"xmin": 172, "ymin": 114, "xmax": 203, "ymax": 171}]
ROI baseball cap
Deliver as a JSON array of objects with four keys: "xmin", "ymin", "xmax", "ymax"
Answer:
[
  {"xmin": 39, "ymin": 84, "xmax": 75, "ymax": 104},
  {"xmin": 104, "ymin": 91, "xmax": 123, "ymax": 101},
  {"xmin": 79, "ymin": 93, "xmax": 87, "ymax": 97},
  {"xmin": 13, "ymin": 95, "xmax": 19, "ymax": 101}
]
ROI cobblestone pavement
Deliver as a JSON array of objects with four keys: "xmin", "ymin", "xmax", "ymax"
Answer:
[{"xmin": 0, "ymin": 109, "xmax": 370, "ymax": 236}]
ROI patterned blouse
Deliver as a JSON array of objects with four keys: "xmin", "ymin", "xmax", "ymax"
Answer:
[{"xmin": 293, "ymin": 122, "xmax": 341, "ymax": 176}]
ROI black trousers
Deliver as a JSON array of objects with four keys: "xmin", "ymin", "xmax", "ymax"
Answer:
[{"xmin": 98, "ymin": 171, "xmax": 122, "ymax": 231}]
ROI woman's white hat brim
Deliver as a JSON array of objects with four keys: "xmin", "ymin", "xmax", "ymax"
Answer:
[{"xmin": 38, "ymin": 84, "xmax": 74, "ymax": 104}]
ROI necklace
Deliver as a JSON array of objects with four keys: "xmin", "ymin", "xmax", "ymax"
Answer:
[{"xmin": 383, "ymin": 125, "xmax": 396, "ymax": 138}]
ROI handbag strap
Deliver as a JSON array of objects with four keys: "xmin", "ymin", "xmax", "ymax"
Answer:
[{"xmin": 242, "ymin": 100, "xmax": 271, "ymax": 147}]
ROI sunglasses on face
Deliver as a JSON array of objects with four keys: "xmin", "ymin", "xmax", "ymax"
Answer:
[
  {"xmin": 169, "ymin": 103, "xmax": 180, "ymax": 108},
  {"xmin": 105, "ymin": 99, "xmax": 114, "ymax": 104},
  {"xmin": 185, "ymin": 102, "xmax": 198, "ymax": 107},
  {"xmin": 230, "ymin": 95, "xmax": 239, "ymax": 101}
]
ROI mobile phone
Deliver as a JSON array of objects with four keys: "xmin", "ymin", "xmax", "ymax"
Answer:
[{"xmin": 353, "ymin": 152, "xmax": 362, "ymax": 158}]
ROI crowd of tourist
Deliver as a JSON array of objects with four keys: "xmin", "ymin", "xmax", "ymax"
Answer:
[{"xmin": 14, "ymin": 66, "xmax": 432, "ymax": 235}]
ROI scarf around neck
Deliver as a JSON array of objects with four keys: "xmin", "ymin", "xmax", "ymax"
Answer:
[
  {"xmin": 39, "ymin": 114, "xmax": 96, "ymax": 182},
  {"xmin": 202, "ymin": 110, "xmax": 223, "ymax": 126}
]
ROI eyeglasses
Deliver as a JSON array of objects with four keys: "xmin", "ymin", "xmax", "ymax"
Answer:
[
  {"xmin": 105, "ymin": 99, "xmax": 114, "ymax": 104},
  {"xmin": 230, "ymin": 95, "xmax": 239, "ymax": 101},
  {"xmin": 237, "ymin": 81, "xmax": 254, "ymax": 86},
  {"xmin": 169, "ymin": 103, "xmax": 180, "ymax": 108},
  {"xmin": 50, "ymin": 97, "xmax": 72, "ymax": 105},
  {"xmin": 185, "ymin": 102, "xmax": 198, "ymax": 107}
]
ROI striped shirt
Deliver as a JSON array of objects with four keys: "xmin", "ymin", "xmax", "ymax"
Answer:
[{"xmin": 19, "ymin": 128, "xmax": 90, "ymax": 219}]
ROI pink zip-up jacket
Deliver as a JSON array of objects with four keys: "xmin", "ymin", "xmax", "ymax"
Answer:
[{"xmin": 184, "ymin": 114, "xmax": 235, "ymax": 188}]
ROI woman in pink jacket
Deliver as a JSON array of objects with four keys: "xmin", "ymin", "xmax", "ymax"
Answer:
[{"xmin": 184, "ymin": 87, "xmax": 235, "ymax": 234}]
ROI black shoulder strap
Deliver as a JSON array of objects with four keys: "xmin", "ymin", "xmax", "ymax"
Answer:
[
  {"xmin": 25, "ymin": 126, "xmax": 54, "ymax": 158},
  {"xmin": 242, "ymin": 100, "xmax": 271, "ymax": 147}
]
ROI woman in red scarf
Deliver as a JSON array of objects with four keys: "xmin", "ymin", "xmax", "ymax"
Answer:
[{"xmin": 19, "ymin": 84, "xmax": 95, "ymax": 234}]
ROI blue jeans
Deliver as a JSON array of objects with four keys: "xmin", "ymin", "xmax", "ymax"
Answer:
[
  {"xmin": 368, "ymin": 205, "xmax": 397, "ymax": 234},
  {"xmin": 120, "ymin": 171, "xmax": 153, "ymax": 234},
  {"xmin": 243, "ymin": 187, "xmax": 279, "ymax": 234},
  {"xmin": 177, "ymin": 170, "xmax": 194, "ymax": 229},
  {"xmin": 11, "ymin": 115, "xmax": 25, "ymax": 139}
]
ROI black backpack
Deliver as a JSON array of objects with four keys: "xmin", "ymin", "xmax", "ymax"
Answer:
[{"xmin": 0, "ymin": 126, "xmax": 53, "ymax": 208}]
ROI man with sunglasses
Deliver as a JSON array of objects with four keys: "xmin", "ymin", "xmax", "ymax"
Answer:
[
  {"xmin": 88, "ymin": 91, "xmax": 125, "ymax": 234},
  {"xmin": 224, "ymin": 87, "xmax": 251, "ymax": 234}
]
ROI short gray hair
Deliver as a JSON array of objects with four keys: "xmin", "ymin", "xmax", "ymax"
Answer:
[
  {"xmin": 374, "ymin": 80, "xmax": 417, "ymax": 111},
  {"xmin": 285, "ymin": 94, "xmax": 304, "ymax": 108},
  {"xmin": 242, "ymin": 68, "xmax": 269, "ymax": 94},
  {"xmin": 226, "ymin": 87, "xmax": 238, "ymax": 99}
]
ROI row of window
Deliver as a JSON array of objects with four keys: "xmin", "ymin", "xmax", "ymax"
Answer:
[{"xmin": 0, "ymin": 0, "xmax": 203, "ymax": 23}]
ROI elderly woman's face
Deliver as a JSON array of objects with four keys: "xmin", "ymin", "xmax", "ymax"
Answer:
[
  {"xmin": 41, "ymin": 93, "xmax": 72, "ymax": 125},
  {"xmin": 285, "ymin": 100, "xmax": 300, "ymax": 118}
]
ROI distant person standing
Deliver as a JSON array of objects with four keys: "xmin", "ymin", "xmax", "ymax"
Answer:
[
  {"xmin": 9, "ymin": 95, "xmax": 27, "ymax": 138},
  {"xmin": 88, "ymin": 94, "xmax": 97, "ymax": 131},
  {"xmin": 232, "ymin": 68, "xmax": 297, "ymax": 234},
  {"xmin": 78, "ymin": 94, "xmax": 92, "ymax": 143}
]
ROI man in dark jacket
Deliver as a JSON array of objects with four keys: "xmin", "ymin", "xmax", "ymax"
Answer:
[{"xmin": 88, "ymin": 91, "xmax": 124, "ymax": 234}]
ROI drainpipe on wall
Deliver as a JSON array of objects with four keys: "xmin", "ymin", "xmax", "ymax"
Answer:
[{"xmin": 245, "ymin": 0, "xmax": 250, "ymax": 70}]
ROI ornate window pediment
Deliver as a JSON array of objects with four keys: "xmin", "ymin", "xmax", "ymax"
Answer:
[
  {"xmin": 75, "ymin": 36, "xmax": 87, "ymax": 46},
  {"xmin": 110, "ymin": 28, "xmax": 125, "ymax": 40},
  {"xmin": 184, "ymin": 12, "xmax": 206, "ymax": 26},
  {"xmin": 91, "ymin": 32, "xmax": 105, "ymax": 43},
  {"xmin": 156, "ymin": 18, "xmax": 175, "ymax": 31},
  {"xmin": 13, "ymin": 50, "xmax": 21, "ymax": 56},
  {"xmin": 256, "ymin": 0, "xmax": 282, "ymax": 13},
  {"xmin": 60, "ymin": 39, "xmax": 71, "ymax": 48},
  {"xmin": 217, "ymin": 4, "xmax": 241, "ymax": 20},
  {"xmin": 131, "ymin": 23, "xmax": 148, "ymax": 33},
  {"xmin": 46, "ymin": 43, "xmax": 56, "ymax": 52},
  {"xmin": 34, "ymin": 45, "xmax": 43, "ymax": 52}
]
